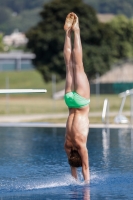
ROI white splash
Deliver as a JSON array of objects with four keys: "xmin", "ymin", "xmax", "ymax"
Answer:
[{"xmin": 26, "ymin": 174, "xmax": 81, "ymax": 191}]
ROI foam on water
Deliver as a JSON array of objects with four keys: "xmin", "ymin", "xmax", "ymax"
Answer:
[
  {"xmin": 0, "ymin": 172, "xmax": 103, "ymax": 196},
  {"xmin": 0, "ymin": 173, "xmax": 89, "ymax": 194},
  {"xmin": 26, "ymin": 174, "xmax": 80, "ymax": 190}
]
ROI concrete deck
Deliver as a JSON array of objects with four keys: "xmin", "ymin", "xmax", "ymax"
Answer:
[
  {"xmin": 0, "ymin": 112, "xmax": 131, "ymax": 128},
  {"xmin": 0, "ymin": 112, "xmax": 131, "ymax": 122},
  {"xmin": 0, "ymin": 122, "xmax": 131, "ymax": 129}
]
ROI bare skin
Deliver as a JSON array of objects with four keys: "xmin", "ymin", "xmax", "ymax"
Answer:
[
  {"xmin": 64, "ymin": 13, "xmax": 75, "ymax": 31},
  {"xmin": 63, "ymin": 13, "xmax": 90, "ymax": 182}
]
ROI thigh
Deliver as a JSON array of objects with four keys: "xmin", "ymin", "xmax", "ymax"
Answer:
[
  {"xmin": 65, "ymin": 63, "xmax": 75, "ymax": 94},
  {"xmin": 74, "ymin": 69, "xmax": 90, "ymax": 99}
]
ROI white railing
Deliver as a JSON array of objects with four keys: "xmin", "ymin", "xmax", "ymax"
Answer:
[
  {"xmin": 0, "ymin": 89, "xmax": 47, "ymax": 94},
  {"xmin": 116, "ymin": 89, "xmax": 133, "ymax": 126},
  {"xmin": 102, "ymin": 99, "xmax": 109, "ymax": 124},
  {"xmin": 119, "ymin": 89, "xmax": 133, "ymax": 98},
  {"xmin": 0, "ymin": 89, "xmax": 47, "ymax": 114}
]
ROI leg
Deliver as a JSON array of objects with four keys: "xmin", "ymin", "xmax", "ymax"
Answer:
[
  {"xmin": 64, "ymin": 13, "xmax": 75, "ymax": 94},
  {"xmin": 63, "ymin": 30, "xmax": 74, "ymax": 93},
  {"xmin": 72, "ymin": 14, "xmax": 90, "ymax": 99}
]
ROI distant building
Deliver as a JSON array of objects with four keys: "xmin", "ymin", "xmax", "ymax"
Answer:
[
  {"xmin": 0, "ymin": 51, "xmax": 35, "ymax": 71},
  {"xmin": 3, "ymin": 30, "xmax": 28, "ymax": 47},
  {"xmin": 93, "ymin": 62, "xmax": 133, "ymax": 83},
  {"xmin": 92, "ymin": 61, "xmax": 133, "ymax": 94},
  {"xmin": 97, "ymin": 14, "xmax": 115, "ymax": 23}
]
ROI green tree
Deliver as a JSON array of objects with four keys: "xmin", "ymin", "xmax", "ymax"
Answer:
[
  {"xmin": 26, "ymin": 0, "xmax": 113, "ymax": 81},
  {"xmin": 85, "ymin": 0, "xmax": 133, "ymax": 17},
  {"xmin": 2, "ymin": 0, "xmax": 133, "ymax": 34},
  {"xmin": 0, "ymin": 34, "xmax": 4, "ymax": 52},
  {"xmin": 109, "ymin": 15, "xmax": 133, "ymax": 59},
  {"xmin": 0, "ymin": 0, "xmax": 49, "ymax": 13},
  {"xmin": 0, "ymin": 7, "xmax": 12, "ymax": 23},
  {"xmin": 27, "ymin": 0, "xmax": 133, "ymax": 82}
]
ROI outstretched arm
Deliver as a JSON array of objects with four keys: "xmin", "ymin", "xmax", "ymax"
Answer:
[
  {"xmin": 78, "ymin": 145, "xmax": 90, "ymax": 183},
  {"xmin": 64, "ymin": 144, "xmax": 78, "ymax": 179},
  {"xmin": 71, "ymin": 166, "xmax": 77, "ymax": 179}
]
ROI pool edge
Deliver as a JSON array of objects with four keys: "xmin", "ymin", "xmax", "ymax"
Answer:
[{"xmin": 0, "ymin": 122, "xmax": 132, "ymax": 129}]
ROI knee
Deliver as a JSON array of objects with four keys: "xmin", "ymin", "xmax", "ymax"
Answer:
[
  {"xmin": 74, "ymin": 63, "xmax": 84, "ymax": 71},
  {"xmin": 65, "ymin": 60, "xmax": 73, "ymax": 68},
  {"xmin": 63, "ymin": 48, "xmax": 71, "ymax": 55}
]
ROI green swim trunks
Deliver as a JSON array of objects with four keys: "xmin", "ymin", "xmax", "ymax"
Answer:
[{"xmin": 64, "ymin": 91, "xmax": 90, "ymax": 108}]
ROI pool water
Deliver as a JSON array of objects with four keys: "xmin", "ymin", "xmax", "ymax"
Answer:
[{"xmin": 0, "ymin": 127, "xmax": 133, "ymax": 200}]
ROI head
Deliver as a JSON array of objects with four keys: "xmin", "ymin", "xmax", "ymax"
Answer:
[{"xmin": 68, "ymin": 149, "xmax": 82, "ymax": 168}]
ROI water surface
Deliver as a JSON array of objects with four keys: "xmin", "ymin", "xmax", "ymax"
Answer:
[{"xmin": 0, "ymin": 127, "xmax": 133, "ymax": 199}]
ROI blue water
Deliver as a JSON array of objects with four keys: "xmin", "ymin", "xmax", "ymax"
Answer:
[{"xmin": 0, "ymin": 127, "xmax": 133, "ymax": 200}]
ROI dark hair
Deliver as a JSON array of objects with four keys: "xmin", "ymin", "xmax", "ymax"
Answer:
[{"xmin": 68, "ymin": 149, "xmax": 82, "ymax": 168}]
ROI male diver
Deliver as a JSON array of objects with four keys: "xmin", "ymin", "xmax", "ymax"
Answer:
[{"xmin": 64, "ymin": 12, "xmax": 90, "ymax": 182}]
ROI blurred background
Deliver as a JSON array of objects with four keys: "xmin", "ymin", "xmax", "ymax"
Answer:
[{"xmin": 0, "ymin": 0, "xmax": 133, "ymax": 124}]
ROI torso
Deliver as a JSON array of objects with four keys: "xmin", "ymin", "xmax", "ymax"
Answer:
[{"xmin": 65, "ymin": 105, "xmax": 89, "ymax": 150}]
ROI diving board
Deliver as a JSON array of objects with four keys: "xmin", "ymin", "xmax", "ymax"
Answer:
[{"xmin": 0, "ymin": 89, "xmax": 47, "ymax": 94}]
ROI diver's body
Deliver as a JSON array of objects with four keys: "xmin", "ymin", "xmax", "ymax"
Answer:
[{"xmin": 63, "ymin": 13, "xmax": 90, "ymax": 182}]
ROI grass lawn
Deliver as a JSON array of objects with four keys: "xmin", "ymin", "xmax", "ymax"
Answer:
[
  {"xmin": 0, "ymin": 70, "xmax": 65, "ymax": 98},
  {"xmin": 0, "ymin": 70, "xmax": 131, "ymax": 123},
  {"xmin": 0, "ymin": 95, "xmax": 131, "ymax": 123}
]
